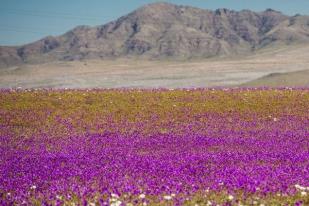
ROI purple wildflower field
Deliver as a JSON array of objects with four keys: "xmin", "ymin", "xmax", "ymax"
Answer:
[{"xmin": 0, "ymin": 88, "xmax": 308, "ymax": 205}]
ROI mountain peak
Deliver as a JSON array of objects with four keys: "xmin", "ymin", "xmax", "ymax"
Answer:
[
  {"xmin": 134, "ymin": 2, "xmax": 178, "ymax": 15},
  {"xmin": 137, "ymin": 2, "xmax": 177, "ymax": 11},
  {"xmin": 143, "ymin": 2, "xmax": 176, "ymax": 8},
  {"xmin": 215, "ymin": 8, "xmax": 233, "ymax": 15},
  {"xmin": 264, "ymin": 8, "xmax": 281, "ymax": 13},
  {"xmin": 1, "ymin": 4, "xmax": 308, "ymax": 68}
]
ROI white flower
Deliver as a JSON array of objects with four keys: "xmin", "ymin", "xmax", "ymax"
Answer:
[
  {"xmin": 301, "ymin": 191, "xmax": 307, "ymax": 196},
  {"xmin": 7, "ymin": 193, "xmax": 11, "ymax": 196},
  {"xmin": 142, "ymin": 202, "xmax": 147, "ymax": 206},
  {"xmin": 30, "ymin": 185, "xmax": 37, "ymax": 190},
  {"xmin": 88, "ymin": 203, "xmax": 95, "ymax": 206},
  {"xmin": 228, "ymin": 195, "xmax": 234, "ymax": 200},
  {"xmin": 171, "ymin": 193, "xmax": 176, "ymax": 197},
  {"xmin": 109, "ymin": 194, "xmax": 122, "ymax": 206},
  {"xmin": 111, "ymin": 193, "xmax": 119, "ymax": 198},
  {"xmin": 206, "ymin": 201, "xmax": 212, "ymax": 206},
  {"xmin": 252, "ymin": 201, "xmax": 258, "ymax": 205},
  {"xmin": 295, "ymin": 184, "xmax": 306, "ymax": 191},
  {"xmin": 139, "ymin": 194, "xmax": 146, "ymax": 199},
  {"xmin": 273, "ymin": 118, "xmax": 278, "ymax": 122},
  {"xmin": 110, "ymin": 200, "xmax": 122, "ymax": 206},
  {"xmin": 110, "ymin": 198, "xmax": 118, "ymax": 202},
  {"xmin": 163, "ymin": 195, "xmax": 173, "ymax": 200}
]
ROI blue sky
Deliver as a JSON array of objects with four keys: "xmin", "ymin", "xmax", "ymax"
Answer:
[{"xmin": 1, "ymin": 0, "xmax": 309, "ymax": 46}]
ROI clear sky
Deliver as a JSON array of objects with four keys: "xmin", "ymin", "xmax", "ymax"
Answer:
[{"xmin": 1, "ymin": 0, "xmax": 308, "ymax": 46}]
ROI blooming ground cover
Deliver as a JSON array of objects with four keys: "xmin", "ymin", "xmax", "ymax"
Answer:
[{"xmin": 0, "ymin": 88, "xmax": 308, "ymax": 205}]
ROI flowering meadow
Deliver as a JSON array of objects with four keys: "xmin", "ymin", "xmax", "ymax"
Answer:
[{"xmin": 0, "ymin": 88, "xmax": 309, "ymax": 206}]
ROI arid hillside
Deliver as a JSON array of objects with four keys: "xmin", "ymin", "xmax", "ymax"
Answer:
[
  {"xmin": 242, "ymin": 70, "xmax": 309, "ymax": 87},
  {"xmin": 1, "ymin": 2, "xmax": 309, "ymax": 68}
]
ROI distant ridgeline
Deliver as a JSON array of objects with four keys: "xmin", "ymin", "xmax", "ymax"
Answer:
[{"xmin": 1, "ymin": 2, "xmax": 309, "ymax": 68}]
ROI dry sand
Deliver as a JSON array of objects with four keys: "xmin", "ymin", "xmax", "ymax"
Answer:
[
  {"xmin": 241, "ymin": 70, "xmax": 309, "ymax": 87},
  {"xmin": 1, "ymin": 45, "xmax": 309, "ymax": 88}
]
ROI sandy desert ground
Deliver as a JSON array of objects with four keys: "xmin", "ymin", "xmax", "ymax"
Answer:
[
  {"xmin": 242, "ymin": 69, "xmax": 309, "ymax": 87},
  {"xmin": 0, "ymin": 44, "xmax": 309, "ymax": 88}
]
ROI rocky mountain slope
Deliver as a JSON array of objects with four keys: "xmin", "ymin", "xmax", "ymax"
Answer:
[{"xmin": 1, "ymin": 2, "xmax": 309, "ymax": 68}]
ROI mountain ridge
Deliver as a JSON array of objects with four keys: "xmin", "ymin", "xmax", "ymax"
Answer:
[{"xmin": 1, "ymin": 2, "xmax": 309, "ymax": 68}]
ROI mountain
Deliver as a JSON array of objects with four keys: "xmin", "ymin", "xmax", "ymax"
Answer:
[{"xmin": 1, "ymin": 2, "xmax": 309, "ymax": 68}]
